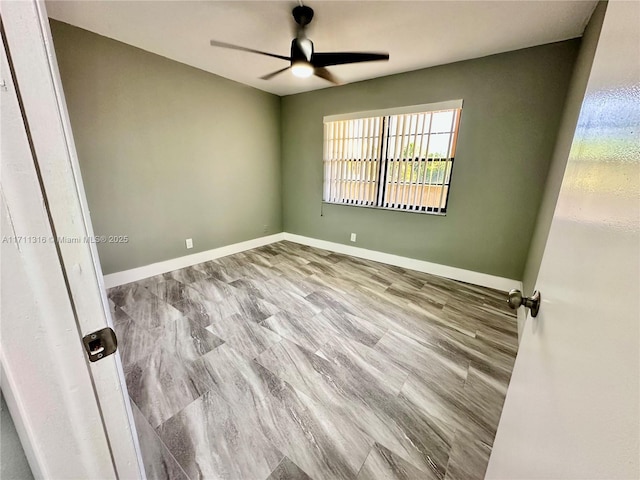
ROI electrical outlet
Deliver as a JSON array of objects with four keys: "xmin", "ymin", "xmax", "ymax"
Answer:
[
  {"xmin": 350, "ymin": 233, "xmax": 357, "ymax": 242},
  {"xmin": 185, "ymin": 238, "xmax": 193, "ymax": 249},
  {"xmin": 263, "ymin": 225, "xmax": 269, "ymax": 234}
]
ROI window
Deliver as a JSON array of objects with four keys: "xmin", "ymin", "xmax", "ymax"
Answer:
[{"xmin": 323, "ymin": 100, "xmax": 462, "ymax": 214}]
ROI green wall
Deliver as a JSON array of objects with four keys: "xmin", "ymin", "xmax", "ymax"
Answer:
[
  {"xmin": 50, "ymin": 21, "xmax": 282, "ymax": 275},
  {"xmin": 281, "ymin": 40, "xmax": 580, "ymax": 281},
  {"xmin": 522, "ymin": 1, "xmax": 607, "ymax": 297},
  {"xmin": 52, "ymin": 18, "xmax": 586, "ymax": 282}
]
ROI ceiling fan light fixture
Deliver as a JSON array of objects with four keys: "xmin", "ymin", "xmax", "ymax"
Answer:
[
  {"xmin": 291, "ymin": 61, "xmax": 314, "ymax": 78},
  {"xmin": 209, "ymin": 4, "xmax": 388, "ymax": 86}
]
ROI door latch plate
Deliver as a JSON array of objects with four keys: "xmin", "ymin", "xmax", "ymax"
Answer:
[{"xmin": 82, "ymin": 327, "xmax": 118, "ymax": 362}]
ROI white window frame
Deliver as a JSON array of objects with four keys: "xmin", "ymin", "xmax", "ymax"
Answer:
[{"xmin": 323, "ymin": 99, "xmax": 463, "ymax": 215}]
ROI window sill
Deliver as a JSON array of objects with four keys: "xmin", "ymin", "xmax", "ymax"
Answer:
[{"xmin": 322, "ymin": 201, "xmax": 447, "ymax": 216}]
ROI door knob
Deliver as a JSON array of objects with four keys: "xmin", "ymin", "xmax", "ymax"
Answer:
[{"xmin": 507, "ymin": 289, "xmax": 541, "ymax": 317}]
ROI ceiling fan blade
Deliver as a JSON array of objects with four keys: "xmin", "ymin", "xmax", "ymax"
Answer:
[
  {"xmin": 210, "ymin": 40, "xmax": 291, "ymax": 62},
  {"xmin": 260, "ymin": 66, "xmax": 291, "ymax": 80},
  {"xmin": 312, "ymin": 52, "xmax": 389, "ymax": 68},
  {"xmin": 314, "ymin": 67, "xmax": 341, "ymax": 85}
]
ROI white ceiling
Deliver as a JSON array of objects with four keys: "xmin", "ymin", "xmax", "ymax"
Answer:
[{"xmin": 46, "ymin": 1, "xmax": 597, "ymax": 96}]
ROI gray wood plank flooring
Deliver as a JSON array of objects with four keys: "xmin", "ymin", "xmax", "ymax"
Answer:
[{"xmin": 108, "ymin": 241, "xmax": 518, "ymax": 480}]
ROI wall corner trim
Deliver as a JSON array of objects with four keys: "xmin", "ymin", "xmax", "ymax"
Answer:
[
  {"xmin": 103, "ymin": 233, "xmax": 286, "ymax": 288},
  {"xmin": 283, "ymin": 233, "xmax": 521, "ymax": 292},
  {"xmin": 104, "ymin": 231, "xmax": 521, "ymax": 292}
]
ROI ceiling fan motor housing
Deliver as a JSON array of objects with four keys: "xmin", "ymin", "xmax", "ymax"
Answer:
[{"xmin": 291, "ymin": 38, "xmax": 313, "ymax": 63}]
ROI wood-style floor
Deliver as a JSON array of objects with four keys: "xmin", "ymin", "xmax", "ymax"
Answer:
[{"xmin": 107, "ymin": 241, "xmax": 518, "ymax": 480}]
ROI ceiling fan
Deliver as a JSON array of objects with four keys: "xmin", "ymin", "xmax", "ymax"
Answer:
[{"xmin": 209, "ymin": 4, "xmax": 390, "ymax": 84}]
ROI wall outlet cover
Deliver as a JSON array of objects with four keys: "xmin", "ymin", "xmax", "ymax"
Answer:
[
  {"xmin": 350, "ymin": 233, "xmax": 357, "ymax": 242},
  {"xmin": 185, "ymin": 238, "xmax": 193, "ymax": 249}
]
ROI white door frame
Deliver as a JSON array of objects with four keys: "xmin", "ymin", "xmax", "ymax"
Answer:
[{"xmin": 1, "ymin": 1, "xmax": 144, "ymax": 478}]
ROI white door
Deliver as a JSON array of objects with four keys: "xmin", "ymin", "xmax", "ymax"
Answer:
[
  {"xmin": 1, "ymin": 1, "xmax": 144, "ymax": 478},
  {"xmin": 486, "ymin": 1, "xmax": 640, "ymax": 478}
]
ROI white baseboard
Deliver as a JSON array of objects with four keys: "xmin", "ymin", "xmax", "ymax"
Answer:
[
  {"xmin": 103, "ymin": 233, "xmax": 285, "ymax": 288},
  {"xmin": 103, "ymin": 231, "xmax": 521, "ymax": 293},
  {"xmin": 283, "ymin": 233, "xmax": 521, "ymax": 292}
]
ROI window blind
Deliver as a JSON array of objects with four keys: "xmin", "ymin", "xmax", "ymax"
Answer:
[
  {"xmin": 323, "ymin": 101, "xmax": 462, "ymax": 214},
  {"xmin": 323, "ymin": 116, "xmax": 383, "ymax": 206}
]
